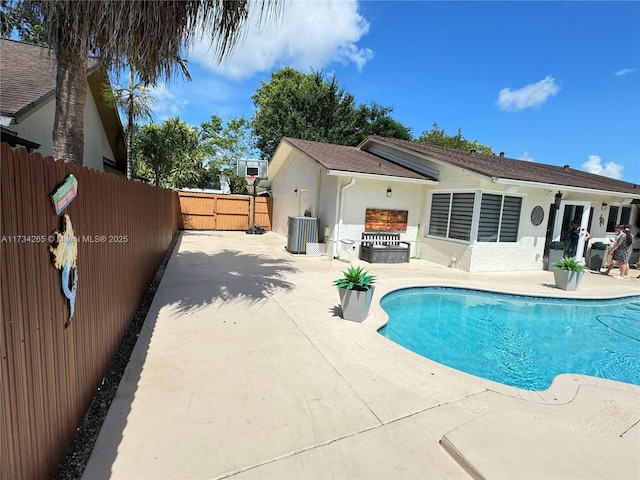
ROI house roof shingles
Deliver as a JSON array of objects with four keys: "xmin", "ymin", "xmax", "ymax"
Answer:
[
  {"xmin": 282, "ymin": 137, "xmax": 435, "ymax": 181},
  {"xmin": 0, "ymin": 38, "xmax": 100, "ymax": 118},
  {"xmin": 0, "ymin": 39, "xmax": 57, "ymax": 117},
  {"xmin": 369, "ymin": 136, "xmax": 640, "ymax": 196}
]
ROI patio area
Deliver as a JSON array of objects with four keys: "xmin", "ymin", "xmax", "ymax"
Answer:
[{"xmin": 83, "ymin": 231, "xmax": 640, "ymax": 479}]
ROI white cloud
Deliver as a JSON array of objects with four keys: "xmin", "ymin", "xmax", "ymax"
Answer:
[
  {"xmin": 147, "ymin": 83, "xmax": 190, "ymax": 121},
  {"xmin": 519, "ymin": 152, "xmax": 535, "ymax": 162},
  {"xmin": 497, "ymin": 76, "xmax": 560, "ymax": 112},
  {"xmin": 615, "ymin": 67, "xmax": 637, "ymax": 76},
  {"xmin": 188, "ymin": 0, "xmax": 373, "ymax": 80},
  {"xmin": 581, "ymin": 154, "xmax": 624, "ymax": 180}
]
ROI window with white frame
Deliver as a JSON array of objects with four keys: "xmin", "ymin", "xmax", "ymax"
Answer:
[
  {"xmin": 477, "ymin": 194, "xmax": 522, "ymax": 242},
  {"xmin": 606, "ymin": 205, "xmax": 631, "ymax": 232},
  {"xmin": 428, "ymin": 191, "xmax": 522, "ymax": 243},
  {"xmin": 429, "ymin": 192, "xmax": 474, "ymax": 241}
]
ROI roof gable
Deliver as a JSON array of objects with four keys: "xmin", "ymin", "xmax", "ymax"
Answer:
[
  {"xmin": 279, "ymin": 137, "xmax": 435, "ymax": 181},
  {"xmin": 364, "ymin": 136, "xmax": 640, "ymax": 196}
]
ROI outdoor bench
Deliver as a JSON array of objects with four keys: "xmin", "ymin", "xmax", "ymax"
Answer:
[{"xmin": 359, "ymin": 232, "xmax": 410, "ymax": 264}]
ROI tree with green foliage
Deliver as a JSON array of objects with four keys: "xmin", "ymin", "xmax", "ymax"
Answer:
[
  {"xmin": 367, "ymin": 114, "xmax": 413, "ymax": 141},
  {"xmin": 17, "ymin": 0, "xmax": 282, "ymax": 166},
  {"xmin": 134, "ymin": 118, "xmax": 205, "ymax": 188},
  {"xmin": 102, "ymin": 70, "xmax": 156, "ymax": 180},
  {"xmin": 416, "ymin": 123, "xmax": 493, "ymax": 155},
  {"xmin": 251, "ymin": 67, "xmax": 412, "ymax": 160},
  {"xmin": 103, "ymin": 58, "xmax": 191, "ymax": 180},
  {"xmin": 0, "ymin": 0, "xmax": 47, "ymax": 45},
  {"xmin": 199, "ymin": 115, "xmax": 258, "ymax": 193}
]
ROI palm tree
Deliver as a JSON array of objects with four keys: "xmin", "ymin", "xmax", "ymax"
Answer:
[
  {"xmin": 28, "ymin": 0, "xmax": 282, "ymax": 166},
  {"xmin": 103, "ymin": 70, "xmax": 155, "ymax": 179}
]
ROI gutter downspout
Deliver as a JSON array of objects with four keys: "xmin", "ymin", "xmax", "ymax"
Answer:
[{"xmin": 335, "ymin": 177, "xmax": 356, "ymax": 259}]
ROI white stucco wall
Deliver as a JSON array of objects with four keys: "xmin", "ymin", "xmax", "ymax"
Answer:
[
  {"xmin": 271, "ymin": 149, "xmax": 426, "ymax": 260},
  {"xmin": 83, "ymin": 90, "xmax": 116, "ymax": 171},
  {"xmin": 272, "ymin": 143, "xmax": 639, "ymax": 271},
  {"xmin": 318, "ymin": 174, "xmax": 339, "ymax": 243},
  {"xmin": 330, "ymin": 177, "xmax": 424, "ymax": 261},
  {"xmin": 14, "ymin": 99, "xmax": 55, "ymax": 155},
  {"xmin": 418, "ymin": 167, "xmax": 558, "ymax": 272},
  {"xmin": 270, "ymin": 149, "xmax": 323, "ymax": 238},
  {"xmin": 14, "ymin": 84, "xmax": 115, "ymax": 171},
  {"xmin": 417, "ymin": 164, "xmax": 639, "ymax": 272},
  {"xmin": 467, "ymin": 186, "xmax": 550, "ymax": 272}
]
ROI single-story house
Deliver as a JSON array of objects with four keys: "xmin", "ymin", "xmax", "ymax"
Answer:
[
  {"xmin": 0, "ymin": 38, "xmax": 126, "ymax": 175},
  {"xmin": 264, "ymin": 136, "xmax": 640, "ymax": 273}
]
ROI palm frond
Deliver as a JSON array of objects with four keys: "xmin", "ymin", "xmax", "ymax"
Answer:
[{"xmin": 29, "ymin": 0, "xmax": 281, "ymax": 83}]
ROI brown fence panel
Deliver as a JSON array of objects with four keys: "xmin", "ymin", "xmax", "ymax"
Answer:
[
  {"xmin": 178, "ymin": 192, "xmax": 271, "ymax": 231},
  {"xmin": 178, "ymin": 193, "xmax": 218, "ymax": 229},
  {"xmin": 0, "ymin": 144, "xmax": 180, "ymax": 480},
  {"xmin": 254, "ymin": 197, "xmax": 273, "ymax": 231},
  {"xmin": 215, "ymin": 195, "xmax": 250, "ymax": 230}
]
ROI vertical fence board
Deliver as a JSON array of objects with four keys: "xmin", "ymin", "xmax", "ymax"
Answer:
[{"xmin": 0, "ymin": 144, "xmax": 180, "ymax": 479}]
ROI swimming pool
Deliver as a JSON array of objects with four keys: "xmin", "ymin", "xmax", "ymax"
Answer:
[{"xmin": 379, "ymin": 287, "xmax": 640, "ymax": 391}]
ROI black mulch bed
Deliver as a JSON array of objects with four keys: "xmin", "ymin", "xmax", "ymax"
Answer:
[{"xmin": 54, "ymin": 232, "xmax": 180, "ymax": 480}]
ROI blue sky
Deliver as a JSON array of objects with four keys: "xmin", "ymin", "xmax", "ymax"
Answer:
[{"xmin": 148, "ymin": 1, "xmax": 640, "ymax": 184}]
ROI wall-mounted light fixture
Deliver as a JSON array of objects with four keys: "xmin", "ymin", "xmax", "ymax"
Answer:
[
  {"xmin": 601, "ymin": 202, "xmax": 608, "ymax": 210},
  {"xmin": 386, "ymin": 188, "xmax": 392, "ymax": 198},
  {"xmin": 554, "ymin": 191, "xmax": 562, "ymax": 210}
]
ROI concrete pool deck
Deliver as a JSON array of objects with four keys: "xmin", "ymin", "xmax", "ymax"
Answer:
[{"xmin": 84, "ymin": 231, "xmax": 640, "ymax": 479}]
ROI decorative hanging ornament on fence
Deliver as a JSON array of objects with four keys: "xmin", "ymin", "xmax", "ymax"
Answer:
[
  {"xmin": 50, "ymin": 174, "xmax": 79, "ymax": 328},
  {"xmin": 49, "ymin": 214, "xmax": 78, "ymax": 328},
  {"xmin": 51, "ymin": 174, "xmax": 77, "ymax": 215}
]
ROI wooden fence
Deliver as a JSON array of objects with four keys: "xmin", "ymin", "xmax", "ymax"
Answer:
[
  {"xmin": 0, "ymin": 144, "xmax": 180, "ymax": 479},
  {"xmin": 178, "ymin": 191, "xmax": 272, "ymax": 231}
]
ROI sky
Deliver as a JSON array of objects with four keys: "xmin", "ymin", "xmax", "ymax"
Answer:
[{"xmin": 147, "ymin": 1, "xmax": 640, "ymax": 185}]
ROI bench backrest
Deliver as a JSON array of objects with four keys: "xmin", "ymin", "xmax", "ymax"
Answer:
[{"xmin": 361, "ymin": 232, "xmax": 401, "ymax": 245}]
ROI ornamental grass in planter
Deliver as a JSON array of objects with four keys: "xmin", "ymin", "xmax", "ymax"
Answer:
[
  {"xmin": 552, "ymin": 257, "xmax": 586, "ymax": 291},
  {"xmin": 333, "ymin": 266, "xmax": 376, "ymax": 322}
]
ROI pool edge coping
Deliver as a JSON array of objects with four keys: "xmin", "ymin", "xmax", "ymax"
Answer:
[{"xmin": 368, "ymin": 284, "xmax": 640, "ymax": 406}]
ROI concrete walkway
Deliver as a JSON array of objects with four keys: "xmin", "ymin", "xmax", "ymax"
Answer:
[{"xmin": 84, "ymin": 231, "xmax": 640, "ymax": 480}]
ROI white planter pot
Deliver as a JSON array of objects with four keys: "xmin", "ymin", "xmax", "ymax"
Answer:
[
  {"xmin": 338, "ymin": 286, "xmax": 375, "ymax": 322},
  {"xmin": 553, "ymin": 269, "xmax": 584, "ymax": 291}
]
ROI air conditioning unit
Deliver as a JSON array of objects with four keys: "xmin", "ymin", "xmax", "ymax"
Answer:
[{"xmin": 287, "ymin": 216, "xmax": 318, "ymax": 254}]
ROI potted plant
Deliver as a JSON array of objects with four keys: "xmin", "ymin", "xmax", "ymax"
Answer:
[
  {"xmin": 552, "ymin": 257, "xmax": 586, "ymax": 291},
  {"xmin": 588, "ymin": 241, "xmax": 608, "ymax": 271},
  {"xmin": 547, "ymin": 241, "xmax": 566, "ymax": 271},
  {"xmin": 334, "ymin": 266, "xmax": 376, "ymax": 322}
]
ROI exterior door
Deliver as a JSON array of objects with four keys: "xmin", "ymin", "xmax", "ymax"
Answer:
[{"xmin": 553, "ymin": 201, "xmax": 592, "ymax": 260}]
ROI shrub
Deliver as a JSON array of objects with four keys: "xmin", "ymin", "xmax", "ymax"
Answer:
[
  {"xmin": 549, "ymin": 241, "xmax": 566, "ymax": 250},
  {"xmin": 552, "ymin": 257, "xmax": 586, "ymax": 272},
  {"xmin": 591, "ymin": 241, "xmax": 607, "ymax": 250},
  {"xmin": 333, "ymin": 266, "xmax": 375, "ymax": 291}
]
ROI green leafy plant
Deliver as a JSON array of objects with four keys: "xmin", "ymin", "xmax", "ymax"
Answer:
[
  {"xmin": 590, "ymin": 241, "xmax": 607, "ymax": 250},
  {"xmin": 549, "ymin": 241, "xmax": 565, "ymax": 250},
  {"xmin": 333, "ymin": 266, "xmax": 375, "ymax": 291},
  {"xmin": 552, "ymin": 257, "xmax": 586, "ymax": 272}
]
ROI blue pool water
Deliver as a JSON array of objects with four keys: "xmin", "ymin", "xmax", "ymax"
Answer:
[{"xmin": 379, "ymin": 287, "xmax": 640, "ymax": 391}]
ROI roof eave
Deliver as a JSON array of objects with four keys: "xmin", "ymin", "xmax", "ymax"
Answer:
[
  {"xmin": 14, "ymin": 90, "xmax": 56, "ymax": 120},
  {"xmin": 492, "ymin": 178, "xmax": 640, "ymax": 199},
  {"xmin": 88, "ymin": 70, "xmax": 126, "ymax": 173},
  {"xmin": 326, "ymin": 169, "xmax": 438, "ymax": 185}
]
